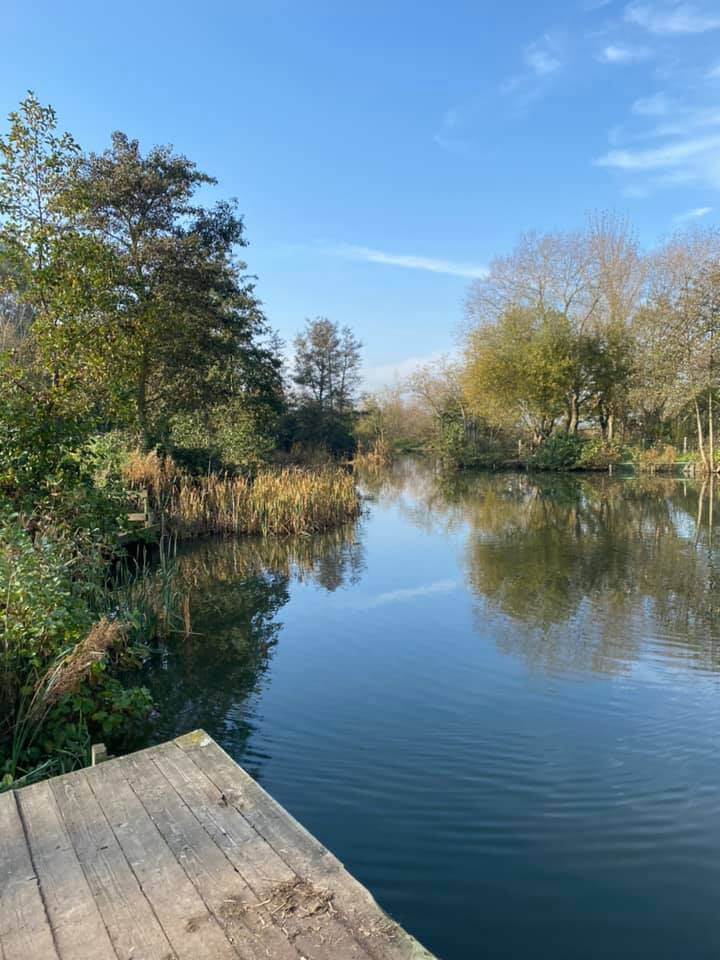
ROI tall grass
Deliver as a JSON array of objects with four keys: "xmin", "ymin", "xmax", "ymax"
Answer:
[
  {"xmin": 352, "ymin": 438, "xmax": 391, "ymax": 471},
  {"xmin": 123, "ymin": 453, "xmax": 361, "ymax": 538}
]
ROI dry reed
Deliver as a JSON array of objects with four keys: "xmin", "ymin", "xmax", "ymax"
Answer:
[
  {"xmin": 38, "ymin": 618, "xmax": 125, "ymax": 709},
  {"xmin": 122, "ymin": 453, "xmax": 360, "ymax": 538}
]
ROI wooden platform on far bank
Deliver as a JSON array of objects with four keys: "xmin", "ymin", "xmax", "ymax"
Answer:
[{"xmin": 0, "ymin": 730, "xmax": 436, "ymax": 960}]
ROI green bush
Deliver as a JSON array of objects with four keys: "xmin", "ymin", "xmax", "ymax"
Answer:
[
  {"xmin": 575, "ymin": 439, "xmax": 624, "ymax": 471},
  {"xmin": 531, "ymin": 434, "xmax": 585, "ymax": 471},
  {"xmin": 0, "ymin": 511, "xmax": 152, "ymax": 789}
]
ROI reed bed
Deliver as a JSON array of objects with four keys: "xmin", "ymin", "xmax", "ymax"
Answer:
[
  {"xmin": 352, "ymin": 439, "xmax": 391, "ymax": 471},
  {"xmin": 122, "ymin": 453, "xmax": 361, "ymax": 538}
]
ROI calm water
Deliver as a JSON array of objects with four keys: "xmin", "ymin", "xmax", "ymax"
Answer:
[{"xmin": 143, "ymin": 462, "xmax": 720, "ymax": 959}]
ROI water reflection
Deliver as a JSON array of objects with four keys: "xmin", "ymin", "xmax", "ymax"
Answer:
[
  {"xmin": 135, "ymin": 463, "xmax": 720, "ymax": 960},
  {"xmin": 142, "ymin": 523, "xmax": 365, "ymax": 763},
  {"xmin": 375, "ymin": 467, "xmax": 720, "ymax": 677}
]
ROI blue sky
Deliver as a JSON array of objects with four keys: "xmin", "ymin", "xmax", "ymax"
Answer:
[{"xmin": 3, "ymin": 0, "xmax": 720, "ymax": 386}]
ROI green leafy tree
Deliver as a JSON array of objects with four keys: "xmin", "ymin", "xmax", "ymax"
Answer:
[
  {"xmin": 462, "ymin": 307, "xmax": 577, "ymax": 446},
  {"xmin": 60, "ymin": 132, "xmax": 279, "ymax": 449},
  {"xmin": 290, "ymin": 317, "xmax": 362, "ymax": 453}
]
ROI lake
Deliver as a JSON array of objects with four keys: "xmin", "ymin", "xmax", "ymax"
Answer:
[{"xmin": 142, "ymin": 461, "xmax": 720, "ymax": 959}]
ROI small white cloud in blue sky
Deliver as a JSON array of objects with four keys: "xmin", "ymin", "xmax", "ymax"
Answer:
[
  {"xmin": 673, "ymin": 205, "xmax": 713, "ymax": 222},
  {"xmin": 596, "ymin": 135, "xmax": 720, "ymax": 172},
  {"xmin": 598, "ymin": 43, "xmax": 652, "ymax": 63},
  {"xmin": 330, "ymin": 244, "xmax": 487, "ymax": 280},
  {"xmin": 632, "ymin": 93, "xmax": 672, "ymax": 115},
  {"xmin": 625, "ymin": 2, "xmax": 720, "ymax": 35},
  {"xmin": 525, "ymin": 38, "xmax": 563, "ymax": 75}
]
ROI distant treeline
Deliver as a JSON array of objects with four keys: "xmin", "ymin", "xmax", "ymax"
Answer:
[{"xmin": 361, "ymin": 213, "xmax": 720, "ymax": 473}]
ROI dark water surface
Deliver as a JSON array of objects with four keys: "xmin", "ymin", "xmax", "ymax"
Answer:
[{"xmin": 143, "ymin": 462, "xmax": 720, "ymax": 959}]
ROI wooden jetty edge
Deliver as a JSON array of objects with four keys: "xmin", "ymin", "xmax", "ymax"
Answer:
[{"xmin": 0, "ymin": 729, "xmax": 437, "ymax": 960}]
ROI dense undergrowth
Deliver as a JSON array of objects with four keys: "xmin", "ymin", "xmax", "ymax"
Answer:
[{"xmin": 0, "ymin": 438, "xmax": 360, "ymax": 790}]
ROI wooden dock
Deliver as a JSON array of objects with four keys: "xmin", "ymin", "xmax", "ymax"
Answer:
[{"xmin": 0, "ymin": 730, "xmax": 436, "ymax": 960}]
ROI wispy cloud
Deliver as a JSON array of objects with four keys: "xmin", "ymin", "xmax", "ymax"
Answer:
[
  {"xmin": 524, "ymin": 38, "xmax": 563, "ymax": 75},
  {"xmin": 363, "ymin": 352, "xmax": 448, "ymax": 391},
  {"xmin": 632, "ymin": 92, "xmax": 672, "ymax": 115},
  {"xmin": 598, "ymin": 43, "xmax": 652, "ymax": 63},
  {"xmin": 494, "ymin": 30, "xmax": 566, "ymax": 113},
  {"xmin": 331, "ymin": 244, "xmax": 487, "ymax": 279},
  {"xmin": 708, "ymin": 63, "xmax": 720, "ymax": 79},
  {"xmin": 625, "ymin": 2, "xmax": 720, "ymax": 35},
  {"xmin": 351, "ymin": 580, "xmax": 457, "ymax": 610},
  {"xmin": 595, "ymin": 135, "xmax": 720, "ymax": 188},
  {"xmin": 674, "ymin": 205, "xmax": 713, "ymax": 221}
]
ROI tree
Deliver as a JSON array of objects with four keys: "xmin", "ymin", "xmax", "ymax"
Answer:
[
  {"xmin": 292, "ymin": 317, "xmax": 361, "ymax": 414},
  {"xmin": 465, "ymin": 213, "xmax": 643, "ymax": 435},
  {"xmin": 56, "ymin": 132, "xmax": 279, "ymax": 448},
  {"xmin": 634, "ymin": 228, "xmax": 720, "ymax": 470},
  {"xmin": 288, "ymin": 317, "xmax": 362, "ymax": 455},
  {"xmin": 0, "ymin": 92, "xmax": 79, "ymax": 283},
  {"xmin": 462, "ymin": 307, "xmax": 577, "ymax": 446}
]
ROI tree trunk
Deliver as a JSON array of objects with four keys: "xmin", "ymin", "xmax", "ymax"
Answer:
[
  {"xmin": 709, "ymin": 389, "xmax": 715, "ymax": 474},
  {"xmin": 137, "ymin": 349, "xmax": 151, "ymax": 452},
  {"xmin": 695, "ymin": 399, "xmax": 708, "ymax": 471},
  {"xmin": 568, "ymin": 393, "xmax": 579, "ymax": 435},
  {"xmin": 607, "ymin": 414, "xmax": 614, "ymax": 442}
]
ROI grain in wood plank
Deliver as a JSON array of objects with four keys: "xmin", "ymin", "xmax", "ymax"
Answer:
[
  {"xmin": 50, "ymin": 770, "xmax": 176, "ymax": 960},
  {"xmin": 155, "ymin": 743, "xmax": 389, "ymax": 959},
  {"xmin": 86, "ymin": 756, "xmax": 238, "ymax": 960},
  {"xmin": 152, "ymin": 742, "xmax": 296, "ymax": 890},
  {"xmin": 16, "ymin": 779, "xmax": 117, "ymax": 960},
  {"xmin": 174, "ymin": 738, "xmax": 389, "ymax": 958},
  {"xmin": 180, "ymin": 734, "xmax": 435, "ymax": 960},
  {"xmin": 0, "ymin": 790, "xmax": 59, "ymax": 960},
  {"xmin": 121, "ymin": 751, "xmax": 300, "ymax": 960}
]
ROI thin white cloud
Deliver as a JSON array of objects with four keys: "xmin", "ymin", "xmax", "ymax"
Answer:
[
  {"xmin": 674, "ymin": 205, "xmax": 713, "ymax": 222},
  {"xmin": 363, "ymin": 351, "xmax": 448, "ymax": 391},
  {"xmin": 352, "ymin": 579, "xmax": 457, "ymax": 609},
  {"xmin": 595, "ymin": 134, "xmax": 720, "ymax": 191},
  {"xmin": 598, "ymin": 43, "xmax": 652, "ymax": 63},
  {"xmin": 708, "ymin": 63, "xmax": 720, "ymax": 79},
  {"xmin": 632, "ymin": 93, "xmax": 672, "ymax": 115},
  {"xmin": 525, "ymin": 41, "xmax": 562, "ymax": 76},
  {"xmin": 596, "ymin": 134, "xmax": 720, "ymax": 171},
  {"xmin": 332, "ymin": 244, "xmax": 488, "ymax": 279},
  {"xmin": 625, "ymin": 2, "xmax": 720, "ymax": 34}
]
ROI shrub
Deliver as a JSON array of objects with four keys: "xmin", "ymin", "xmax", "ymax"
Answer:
[
  {"xmin": 635, "ymin": 443, "xmax": 678, "ymax": 473},
  {"xmin": 0, "ymin": 512, "xmax": 152, "ymax": 789},
  {"xmin": 575, "ymin": 439, "xmax": 624, "ymax": 471},
  {"xmin": 531, "ymin": 434, "xmax": 585, "ymax": 471}
]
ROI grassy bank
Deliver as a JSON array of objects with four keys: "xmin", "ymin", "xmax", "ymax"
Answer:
[{"xmin": 1, "ymin": 447, "xmax": 361, "ymax": 790}]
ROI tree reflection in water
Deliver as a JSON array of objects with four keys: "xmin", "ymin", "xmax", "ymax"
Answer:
[
  {"xmin": 141, "ymin": 522, "xmax": 365, "ymax": 769},
  {"xmin": 390, "ymin": 468, "xmax": 720, "ymax": 676}
]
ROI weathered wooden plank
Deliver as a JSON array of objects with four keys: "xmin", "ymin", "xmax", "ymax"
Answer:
[
  {"xmin": 0, "ymin": 790, "xmax": 59, "ymax": 960},
  {"xmin": 152, "ymin": 742, "xmax": 297, "ymax": 889},
  {"xmin": 16, "ymin": 779, "xmax": 117, "ymax": 960},
  {"xmin": 153, "ymin": 741, "xmax": 378, "ymax": 960},
  {"xmin": 86, "ymin": 755, "xmax": 238, "ymax": 960},
  {"xmin": 50, "ymin": 770, "xmax": 176, "ymax": 960},
  {"xmin": 121, "ymin": 750, "xmax": 300, "ymax": 960},
  {"xmin": 176, "ymin": 732, "xmax": 434, "ymax": 960}
]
